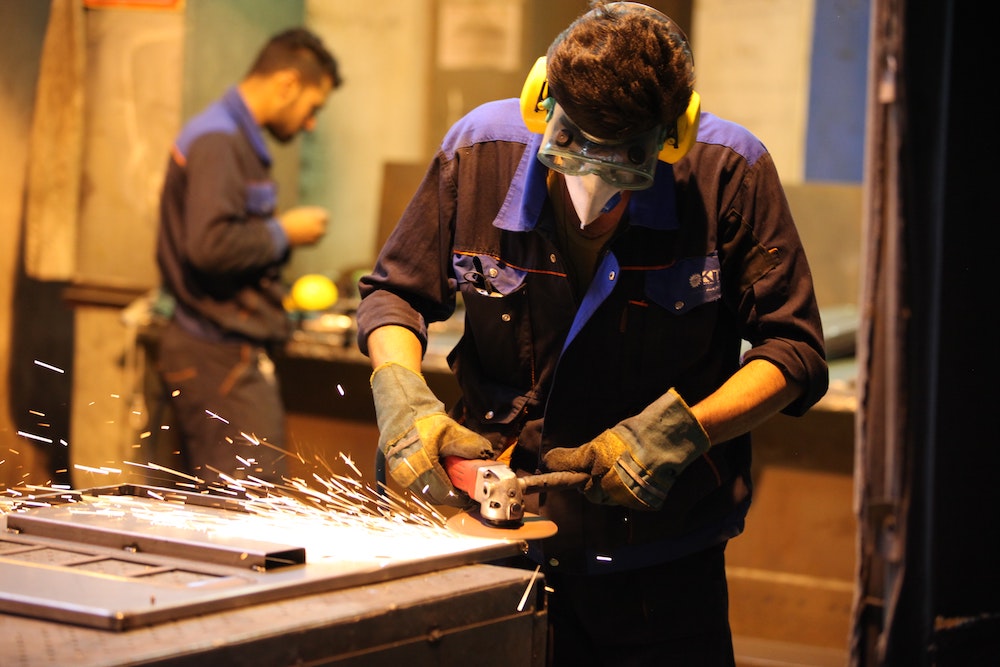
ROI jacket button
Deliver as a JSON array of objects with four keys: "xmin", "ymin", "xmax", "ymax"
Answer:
[
  {"xmin": 608, "ymin": 271, "xmax": 616, "ymax": 281},
  {"xmin": 488, "ymin": 267, "xmax": 498, "ymax": 278},
  {"xmin": 674, "ymin": 301, "xmax": 685, "ymax": 310},
  {"xmin": 549, "ymin": 253, "xmax": 557, "ymax": 263},
  {"xmin": 485, "ymin": 411, "xmax": 495, "ymax": 420},
  {"xmin": 501, "ymin": 313, "xmax": 511, "ymax": 322}
]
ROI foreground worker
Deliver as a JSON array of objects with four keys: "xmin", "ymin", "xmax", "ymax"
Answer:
[
  {"xmin": 157, "ymin": 29, "xmax": 341, "ymax": 482},
  {"xmin": 357, "ymin": 2, "xmax": 827, "ymax": 664}
]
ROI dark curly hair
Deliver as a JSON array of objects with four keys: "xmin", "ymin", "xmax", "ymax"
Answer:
[
  {"xmin": 546, "ymin": 1, "xmax": 694, "ymax": 141},
  {"xmin": 248, "ymin": 28, "xmax": 343, "ymax": 90}
]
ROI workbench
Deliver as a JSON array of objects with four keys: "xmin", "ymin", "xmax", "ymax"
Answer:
[
  {"xmin": 2, "ymin": 564, "xmax": 545, "ymax": 667},
  {"xmin": 1, "ymin": 485, "xmax": 546, "ymax": 667}
]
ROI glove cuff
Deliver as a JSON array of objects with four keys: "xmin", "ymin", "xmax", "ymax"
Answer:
[
  {"xmin": 611, "ymin": 388, "xmax": 711, "ymax": 510},
  {"xmin": 370, "ymin": 361, "xmax": 423, "ymax": 387},
  {"xmin": 371, "ymin": 362, "xmax": 444, "ymax": 421},
  {"xmin": 369, "ymin": 361, "xmax": 488, "ymax": 509}
]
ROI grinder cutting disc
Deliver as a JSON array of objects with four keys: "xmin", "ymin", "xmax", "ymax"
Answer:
[{"xmin": 446, "ymin": 509, "xmax": 558, "ymax": 540}]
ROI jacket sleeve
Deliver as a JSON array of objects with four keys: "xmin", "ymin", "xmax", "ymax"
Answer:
[{"xmin": 721, "ymin": 151, "xmax": 829, "ymax": 416}]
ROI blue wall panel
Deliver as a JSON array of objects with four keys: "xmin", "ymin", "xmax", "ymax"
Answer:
[{"xmin": 805, "ymin": 0, "xmax": 870, "ymax": 182}]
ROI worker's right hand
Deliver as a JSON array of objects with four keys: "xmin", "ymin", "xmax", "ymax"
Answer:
[
  {"xmin": 543, "ymin": 388, "xmax": 710, "ymax": 511},
  {"xmin": 279, "ymin": 205, "xmax": 328, "ymax": 246},
  {"xmin": 370, "ymin": 362, "xmax": 494, "ymax": 507}
]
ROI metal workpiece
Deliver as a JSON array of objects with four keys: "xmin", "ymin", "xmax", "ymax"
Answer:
[
  {"xmin": 5, "ymin": 493, "xmax": 306, "ymax": 572},
  {"xmin": 0, "ymin": 484, "xmax": 526, "ymax": 634}
]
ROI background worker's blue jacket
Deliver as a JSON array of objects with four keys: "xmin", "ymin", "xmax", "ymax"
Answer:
[
  {"xmin": 357, "ymin": 98, "xmax": 828, "ymax": 574},
  {"xmin": 158, "ymin": 87, "xmax": 291, "ymax": 345}
]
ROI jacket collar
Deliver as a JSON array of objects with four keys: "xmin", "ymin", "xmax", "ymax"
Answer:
[
  {"xmin": 223, "ymin": 86, "xmax": 272, "ymax": 167},
  {"xmin": 493, "ymin": 136, "xmax": 680, "ymax": 233}
]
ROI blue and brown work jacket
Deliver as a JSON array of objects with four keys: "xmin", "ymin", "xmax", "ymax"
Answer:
[
  {"xmin": 357, "ymin": 98, "xmax": 829, "ymax": 574},
  {"xmin": 157, "ymin": 87, "xmax": 291, "ymax": 345}
]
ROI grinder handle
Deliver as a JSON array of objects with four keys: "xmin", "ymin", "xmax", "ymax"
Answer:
[{"xmin": 520, "ymin": 470, "xmax": 591, "ymax": 494}]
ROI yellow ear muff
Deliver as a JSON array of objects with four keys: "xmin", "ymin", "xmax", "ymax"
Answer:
[
  {"xmin": 658, "ymin": 90, "xmax": 701, "ymax": 164},
  {"xmin": 520, "ymin": 56, "xmax": 550, "ymax": 134}
]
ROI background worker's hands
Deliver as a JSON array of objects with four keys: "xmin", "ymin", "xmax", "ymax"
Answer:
[
  {"xmin": 543, "ymin": 389, "xmax": 710, "ymax": 511},
  {"xmin": 370, "ymin": 362, "xmax": 493, "ymax": 507},
  {"xmin": 279, "ymin": 205, "xmax": 328, "ymax": 246}
]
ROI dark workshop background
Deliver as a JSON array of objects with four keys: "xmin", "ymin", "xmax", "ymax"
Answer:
[{"xmin": 0, "ymin": 0, "xmax": 993, "ymax": 665}]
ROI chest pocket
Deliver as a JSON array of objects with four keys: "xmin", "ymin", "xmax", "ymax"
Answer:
[
  {"xmin": 616, "ymin": 253, "xmax": 723, "ymax": 393},
  {"xmin": 644, "ymin": 252, "xmax": 721, "ymax": 314},
  {"xmin": 454, "ymin": 254, "xmax": 526, "ymax": 298},
  {"xmin": 451, "ymin": 253, "xmax": 534, "ymax": 403},
  {"xmin": 246, "ymin": 181, "xmax": 277, "ymax": 217}
]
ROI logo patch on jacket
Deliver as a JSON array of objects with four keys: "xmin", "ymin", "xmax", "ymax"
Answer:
[{"xmin": 646, "ymin": 252, "xmax": 722, "ymax": 314}]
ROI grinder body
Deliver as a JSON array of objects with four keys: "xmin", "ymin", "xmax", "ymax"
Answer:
[{"xmin": 444, "ymin": 456, "xmax": 589, "ymax": 527}]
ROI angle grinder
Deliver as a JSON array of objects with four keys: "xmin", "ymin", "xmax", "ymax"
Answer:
[{"xmin": 443, "ymin": 456, "xmax": 589, "ymax": 539}]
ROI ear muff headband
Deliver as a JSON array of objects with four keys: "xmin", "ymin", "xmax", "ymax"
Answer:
[{"xmin": 519, "ymin": 56, "xmax": 701, "ymax": 164}]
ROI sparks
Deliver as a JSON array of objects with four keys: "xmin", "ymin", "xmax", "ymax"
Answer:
[
  {"xmin": 17, "ymin": 431, "xmax": 53, "ymax": 444},
  {"xmin": 339, "ymin": 452, "xmax": 362, "ymax": 478},
  {"xmin": 73, "ymin": 464, "xmax": 122, "ymax": 475},
  {"xmin": 123, "ymin": 460, "xmax": 205, "ymax": 484},
  {"xmin": 206, "ymin": 410, "xmax": 229, "ymax": 424},
  {"xmin": 517, "ymin": 565, "xmax": 542, "ymax": 611},
  {"xmin": 33, "ymin": 360, "xmax": 65, "ymax": 373},
  {"xmin": 2, "ymin": 441, "xmax": 511, "ymax": 574}
]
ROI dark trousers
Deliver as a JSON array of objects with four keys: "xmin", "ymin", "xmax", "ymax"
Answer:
[
  {"xmin": 543, "ymin": 543, "xmax": 735, "ymax": 666},
  {"xmin": 157, "ymin": 321, "xmax": 288, "ymax": 484}
]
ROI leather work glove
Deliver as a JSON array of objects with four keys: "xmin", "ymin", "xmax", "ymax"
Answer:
[
  {"xmin": 370, "ymin": 362, "xmax": 493, "ymax": 507},
  {"xmin": 543, "ymin": 389, "xmax": 710, "ymax": 511}
]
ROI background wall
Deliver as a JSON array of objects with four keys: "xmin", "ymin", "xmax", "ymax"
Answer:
[
  {"xmin": 693, "ymin": 0, "xmax": 868, "ymax": 314},
  {"xmin": 0, "ymin": 0, "xmax": 868, "ymax": 533},
  {"xmin": 0, "ymin": 1, "xmax": 73, "ymax": 489},
  {"xmin": 292, "ymin": 0, "xmax": 434, "ymax": 282},
  {"xmin": 0, "ymin": 0, "xmax": 869, "ymax": 662}
]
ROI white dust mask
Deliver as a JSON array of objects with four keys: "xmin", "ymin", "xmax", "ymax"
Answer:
[{"xmin": 564, "ymin": 173, "xmax": 623, "ymax": 228}]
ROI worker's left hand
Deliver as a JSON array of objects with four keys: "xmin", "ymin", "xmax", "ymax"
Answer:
[
  {"xmin": 370, "ymin": 362, "xmax": 493, "ymax": 507},
  {"xmin": 542, "ymin": 388, "xmax": 710, "ymax": 511}
]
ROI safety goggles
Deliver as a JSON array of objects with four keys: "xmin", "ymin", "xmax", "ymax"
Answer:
[{"xmin": 537, "ymin": 103, "xmax": 662, "ymax": 190}]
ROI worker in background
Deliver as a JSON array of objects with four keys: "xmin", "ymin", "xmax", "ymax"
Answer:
[
  {"xmin": 156, "ymin": 28, "xmax": 342, "ymax": 484},
  {"xmin": 357, "ymin": 2, "xmax": 827, "ymax": 665}
]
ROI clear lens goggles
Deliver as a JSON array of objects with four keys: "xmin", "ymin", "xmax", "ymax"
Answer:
[{"xmin": 537, "ymin": 103, "xmax": 662, "ymax": 190}]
